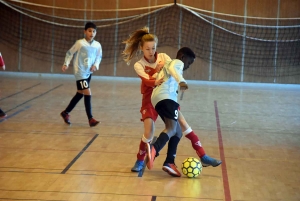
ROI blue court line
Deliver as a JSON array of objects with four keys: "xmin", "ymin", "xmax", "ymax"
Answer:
[
  {"xmin": 4, "ymin": 84, "xmax": 62, "ymax": 113},
  {"xmin": 0, "ymin": 105, "xmax": 31, "ymax": 123},
  {"xmin": 0, "ymin": 83, "xmax": 41, "ymax": 101},
  {"xmin": 61, "ymin": 134, "xmax": 99, "ymax": 174}
]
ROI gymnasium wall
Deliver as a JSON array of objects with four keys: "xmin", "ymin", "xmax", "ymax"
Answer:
[{"xmin": 0, "ymin": 0, "xmax": 299, "ymax": 83}]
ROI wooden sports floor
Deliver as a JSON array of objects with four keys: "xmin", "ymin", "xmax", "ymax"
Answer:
[{"xmin": 0, "ymin": 72, "xmax": 299, "ymax": 201}]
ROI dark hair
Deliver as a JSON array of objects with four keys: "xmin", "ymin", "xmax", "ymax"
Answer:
[
  {"xmin": 176, "ymin": 47, "xmax": 196, "ymax": 59},
  {"xmin": 85, "ymin": 22, "xmax": 97, "ymax": 30}
]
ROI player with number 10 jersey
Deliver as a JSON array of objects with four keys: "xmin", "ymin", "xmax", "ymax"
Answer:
[{"xmin": 60, "ymin": 22, "xmax": 102, "ymax": 127}]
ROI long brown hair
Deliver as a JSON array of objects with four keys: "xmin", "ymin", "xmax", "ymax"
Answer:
[{"xmin": 122, "ymin": 26, "xmax": 158, "ymax": 64}]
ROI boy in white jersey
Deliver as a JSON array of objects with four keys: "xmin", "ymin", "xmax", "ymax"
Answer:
[
  {"xmin": 60, "ymin": 22, "xmax": 102, "ymax": 127},
  {"xmin": 147, "ymin": 47, "xmax": 202, "ymax": 176}
]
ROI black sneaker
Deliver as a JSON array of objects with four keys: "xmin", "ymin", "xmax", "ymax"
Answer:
[
  {"xmin": 0, "ymin": 111, "xmax": 7, "ymax": 119},
  {"xmin": 60, "ymin": 111, "xmax": 71, "ymax": 125}
]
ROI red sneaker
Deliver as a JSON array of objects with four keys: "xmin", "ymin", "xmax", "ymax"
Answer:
[
  {"xmin": 60, "ymin": 111, "xmax": 70, "ymax": 125},
  {"xmin": 0, "ymin": 112, "xmax": 7, "ymax": 119},
  {"xmin": 146, "ymin": 145, "xmax": 156, "ymax": 170},
  {"xmin": 162, "ymin": 163, "xmax": 181, "ymax": 177},
  {"xmin": 89, "ymin": 118, "xmax": 99, "ymax": 127}
]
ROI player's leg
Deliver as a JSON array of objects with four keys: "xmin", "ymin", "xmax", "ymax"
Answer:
[
  {"xmin": 178, "ymin": 111, "xmax": 222, "ymax": 167},
  {"xmin": 146, "ymin": 99, "xmax": 179, "ymax": 170},
  {"xmin": 131, "ymin": 117, "xmax": 155, "ymax": 172},
  {"xmin": 131, "ymin": 105, "xmax": 157, "ymax": 172},
  {"xmin": 80, "ymin": 75, "xmax": 99, "ymax": 127},
  {"xmin": 162, "ymin": 122, "xmax": 182, "ymax": 177},
  {"xmin": 60, "ymin": 80, "xmax": 84, "ymax": 125}
]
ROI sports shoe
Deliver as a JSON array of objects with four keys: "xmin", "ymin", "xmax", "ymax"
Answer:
[
  {"xmin": 89, "ymin": 118, "xmax": 99, "ymax": 127},
  {"xmin": 131, "ymin": 160, "xmax": 144, "ymax": 172},
  {"xmin": 146, "ymin": 145, "xmax": 156, "ymax": 170},
  {"xmin": 0, "ymin": 112, "xmax": 7, "ymax": 119},
  {"xmin": 201, "ymin": 155, "xmax": 222, "ymax": 167},
  {"xmin": 162, "ymin": 163, "xmax": 181, "ymax": 177},
  {"xmin": 60, "ymin": 111, "xmax": 70, "ymax": 125},
  {"xmin": 149, "ymin": 137, "xmax": 160, "ymax": 157}
]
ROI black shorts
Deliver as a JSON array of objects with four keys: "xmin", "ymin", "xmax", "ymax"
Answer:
[
  {"xmin": 76, "ymin": 75, "xmax": 92, "ymax": 90},
  {"xmin": 155, "ymin": 99, "xmax": 179, "ymax": 121}
]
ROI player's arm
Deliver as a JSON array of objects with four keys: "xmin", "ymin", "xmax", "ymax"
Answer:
[
  {"xmin": 62, "ymin": 40, "xmax": 80, "ymax": 71},
  {"xmin": 168, "ymin": 60, "xmax": 188, "ymax": 90},
  {"xmin": 92, "ymin": 43, "xmax": 102, "ymax": 71},
  {"xmin": 167, "ymin": 60, "xmax": 186, "ymax": 84},
  {"xmin": 134, "ymin": 63, "xmax": 163, "ymax": 87},
  {"xmin": 179, "ymin": 82, "xmax": 188, "ymax": 90},
  {"xmin": 154, "ymin": 53, "xmax": 171, "ymax": 73},
  {"xmin": 162, "ymin": 53, "xmax": 172, "ymax": 63}
]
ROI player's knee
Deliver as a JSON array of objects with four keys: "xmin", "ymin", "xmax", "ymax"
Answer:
[
  {"xmin": 176, "ymin": 131, "xmax": 183, "ymax": 139},
  {"xmin": 183, "ymin": 127, "xmax": 192, "ymax": 135},
  {"xmin": 83, "ymin": 89, "xmax": 91, "ymax": 95},
  {"xmin": 179, "ymin": 119, "xmax": 189, "ymax": 131},
  {"xmin": 142, "ymin": 134, "xmax": 153, "ymax": 143},
  {"xmin": 165, "ymin": 127, "xmax": 177, "ymax": 137}
]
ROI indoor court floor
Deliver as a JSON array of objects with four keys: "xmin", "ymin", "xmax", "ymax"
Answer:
[{"xmin": 0, "ymin": 72, "xmax": 299, "ymax": 201}]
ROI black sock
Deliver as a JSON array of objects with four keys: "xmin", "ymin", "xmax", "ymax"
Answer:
[
  {"xmin": 65, "ymin": 92, "xmax": 83, "ymax": 113},
  {"xmin": 84, "ymin": 95, "xmax": 93, "ymax": 119},
  {"xmin": 153, "ymin": 132, "xmax": 169, "ymax": 155},
  {"xmin": 165, "ymin": 135, "xmax": 181, "ymax": 164}
]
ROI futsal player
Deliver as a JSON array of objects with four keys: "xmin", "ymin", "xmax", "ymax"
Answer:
[
  {"xmin": 122, "ymin": 27, "xmax": 221, "ymax": 175},
  {"xmin": 60, "ymin": 22, "xmax": 102, "ymax": 127}
]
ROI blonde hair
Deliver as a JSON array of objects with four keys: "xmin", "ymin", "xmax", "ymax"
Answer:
[{"xmin": 122, "ymin": 26, "xmax": 158, "ymax": 65}]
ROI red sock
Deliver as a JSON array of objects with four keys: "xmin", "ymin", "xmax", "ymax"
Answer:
[
  {"xmin": 137, "ymin": 140, "xmax": 147, "ymax": 161},
  {"xmin": 185, "ymin": 131, "xmax": 206, "ymax": 158}
]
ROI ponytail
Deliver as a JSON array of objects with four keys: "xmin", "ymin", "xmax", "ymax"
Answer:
[{"xmin": 122, "ymin": 26, "xmax": 158, "ymax": 65}]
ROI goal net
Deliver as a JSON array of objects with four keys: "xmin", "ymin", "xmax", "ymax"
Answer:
[{"xmin": 0, "ymin": 1, "xmax": 299, "ymax": 80}]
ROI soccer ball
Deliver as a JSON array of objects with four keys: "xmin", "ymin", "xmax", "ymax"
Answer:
[{"xmin": 181, "ymin": 157, "xmax": 202, "ymax": 178}]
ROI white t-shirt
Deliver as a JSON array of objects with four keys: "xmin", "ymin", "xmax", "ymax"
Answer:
[
  {"xmin": 151, "ymin": 59, "xmax": 186, "ymax": 107},
  {"xmin": 64, "ymin": 38, "xmax": 102, "ymax": 80}
]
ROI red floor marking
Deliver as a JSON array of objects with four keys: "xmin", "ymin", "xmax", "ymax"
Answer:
[{"xmin": 214, "ymin": 100, "xmax": 231, "ymax": 201}]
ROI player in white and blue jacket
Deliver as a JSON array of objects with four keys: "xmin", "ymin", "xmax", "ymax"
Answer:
[
  {"xmin": 147, "ymin": 47, "xmax": 195, "ymax": 174},
  {"xmin": 148, "ymin": 48, "xmax": 222, "ymax": 176},
  {"xmin": 63, "ymin": 37, "xmax": 102, "ymax": 81},
  {"xmin": 60, "ymin": 22, "xmax": 102, "ymax": 127},
  {"xmin": 151, "ymin": 59, "xmax": 187, "ymax": 107}
]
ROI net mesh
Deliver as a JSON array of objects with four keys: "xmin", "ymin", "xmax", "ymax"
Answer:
[{"xmin": 0, "ymin": 1, "xmax": 299, "ymax": 78}]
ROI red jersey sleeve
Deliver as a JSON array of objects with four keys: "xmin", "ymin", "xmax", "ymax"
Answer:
[{"xmin": 134, "ymin": 63, "xmax": 157, "ymax": 87}]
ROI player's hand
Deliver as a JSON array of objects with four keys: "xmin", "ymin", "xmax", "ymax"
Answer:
[
  {"xmin": 155, "ymin": 77, "xmax": 164, "ymax": 86},
  {"xmin": 90, "ymin": 66, "xmax": 97, "ymax": 72},
  {"xmin": 155, "ymin": 61, "xmax": 164, "ymax": 72},
  {"xmin": 1, "ymin": 66, "xmax": 5, "ymax": 70},
  {"xmin": 62, "ymin": 65, "xmax": 68, "ymax": 72},
  {"xmin": 179, "ymin": 82, "xmax": 188, "ymax": 91}
]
